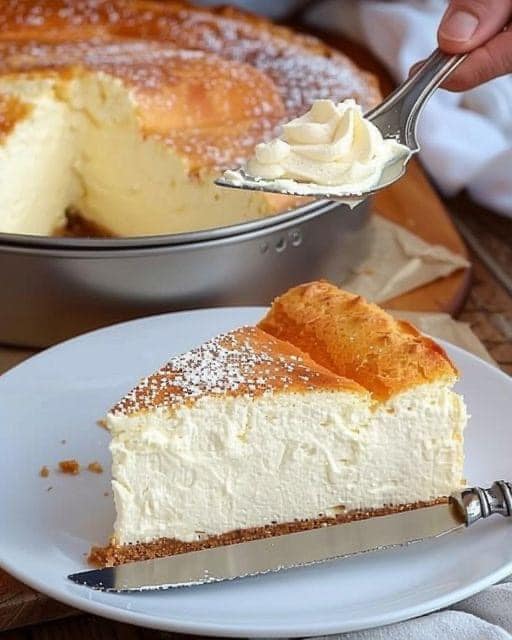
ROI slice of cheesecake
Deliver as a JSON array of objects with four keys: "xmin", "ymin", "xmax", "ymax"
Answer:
[{"xmin": 92, "ymin": 284, "xmax": 467, "ymax": 566}]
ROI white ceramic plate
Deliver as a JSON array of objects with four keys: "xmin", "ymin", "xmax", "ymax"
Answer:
[{"xmin": 1, "ymin": 307, "xmax": 511, "ymax": 637}]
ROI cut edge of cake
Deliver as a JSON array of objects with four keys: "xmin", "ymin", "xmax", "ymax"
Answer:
[
  {"xmin": 0, "ymin": 0, "xmax": 383, "ymax": 238},
  {"xmin": 0, "ymin": 56, "xmax": 294, "ymax": 237}
]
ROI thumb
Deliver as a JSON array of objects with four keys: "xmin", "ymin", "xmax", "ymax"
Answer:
[{"xmin": 438, "ymin": 0, "xmax": 512, "ymax": 53}]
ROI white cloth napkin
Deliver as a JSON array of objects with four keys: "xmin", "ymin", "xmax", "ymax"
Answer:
[
  {"xmin": 317, "ymin": 577, "xmax": 512, "ymax": 639},
  {"xmin": 303, "ymin": 0, "xmax": 512, "ymax": 218}
]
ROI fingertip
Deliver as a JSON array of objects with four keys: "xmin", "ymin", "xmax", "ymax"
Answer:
[
  {"xmin": 437, "ymin": 33, "xmax": 473, "ymax": 55},
  {"xmin": 437, "ymin": 0, "xmax": 512, "ymax": 53},
  {"xmin": 438, "ymin": 9, "xmax": 480, "ymax": 52},
  {"xmin": 439, "ymin": 9, "xmax": 479, "ymax": 41}
]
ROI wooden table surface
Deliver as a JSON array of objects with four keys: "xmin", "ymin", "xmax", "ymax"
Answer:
[{"xmin": 449, "ymin": 194, "xmax": 512, "ymax": 377}]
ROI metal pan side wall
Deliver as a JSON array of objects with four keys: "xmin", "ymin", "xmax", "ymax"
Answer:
[{"xmin": 0, "ymin": 201, "xmax": 371, "ymax": 347}]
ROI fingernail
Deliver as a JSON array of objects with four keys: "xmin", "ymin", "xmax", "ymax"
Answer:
[{"xmin": 440, "ymin": 10, "xmax": 479, "ymax": 41}]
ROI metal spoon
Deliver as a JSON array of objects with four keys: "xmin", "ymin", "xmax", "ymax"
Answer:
[{"xmin": 215, "ymin": 49, "xmax": 467, "ymax": 203}]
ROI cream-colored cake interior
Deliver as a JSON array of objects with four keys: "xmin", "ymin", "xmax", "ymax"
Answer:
[
  {"xmin": 107, "ymin": 383, "xmax": 466, "ymax": 545},
  {"xmin": 0, "ymin": 72, "xmax": 276, "ymax": 237}
]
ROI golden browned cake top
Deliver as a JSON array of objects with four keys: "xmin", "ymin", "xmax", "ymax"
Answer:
[
  {"xmin": 258, "ymin": 281, "xmax": 458, "ymax": 401},
  {"xmin": 110, "ymin": 325, "xmax": 366, "ymax": 417},
  {"xmin": 0, "ymin": 0, "xmax": 380, "ymax": 171},
  {"xmin": 0, "ymin": 1, "xmax": 380, "ymax": 112},
  {"xmin": 0, "ymin": 40, "xmax": 284, "ymax": 171},
  {"xmin": 0, "ymin": 93, "xmax": 32, "ymax": 143}
]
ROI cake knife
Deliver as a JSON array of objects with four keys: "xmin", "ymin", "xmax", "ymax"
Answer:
[{"xmin": 68, "ymin": 481, "xmax": 512, "ymax": 592}]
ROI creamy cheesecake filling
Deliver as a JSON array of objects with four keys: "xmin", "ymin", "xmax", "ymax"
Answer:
[
  {"xmin": 0, "ymin": 88, "xmax": 78, "ymax": 235},
  {"xmin": 0, "ymin": 72, "xmax": 278, "ymax": 236},
  {"xmin": 107, "ymin": 382, "xmax": 466, "ymax": 546}
]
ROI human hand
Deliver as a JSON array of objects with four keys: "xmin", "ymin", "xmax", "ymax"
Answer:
[{"xmin": 437, "ymin": 0, "xmax": 512, "ymax": 91}]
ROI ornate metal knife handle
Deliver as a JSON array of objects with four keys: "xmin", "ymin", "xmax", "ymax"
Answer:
[{"xmin": 456, "ymin": 481, "xmax": 512, "ymax": 526}]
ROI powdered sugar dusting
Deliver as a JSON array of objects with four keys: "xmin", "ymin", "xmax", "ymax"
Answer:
[{"xmin": 110, "ymin": 326, "xmax": 343, "ymax": 416}]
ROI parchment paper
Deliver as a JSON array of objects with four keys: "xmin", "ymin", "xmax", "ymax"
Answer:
[{"xmin": 342, "ymin": 215, "xmax": 470, "ymax": 303}]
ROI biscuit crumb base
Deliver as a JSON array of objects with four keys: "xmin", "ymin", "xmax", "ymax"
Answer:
[{"xmin": 90, "ymin": 498, "xmax": 448, "ymax": 567}]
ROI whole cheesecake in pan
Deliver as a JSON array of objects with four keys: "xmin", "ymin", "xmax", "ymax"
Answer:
[{"xmin": 0, "ymin": 0, "xmax": 380, "ymax": 237}]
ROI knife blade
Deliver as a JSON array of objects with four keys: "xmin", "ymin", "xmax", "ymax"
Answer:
[
  {"xmin": 69, "ymin": 502, "xmax": 464, "ymax": 592},
  {"xmin": 68, "ymin": 481, "xmax": 512, "ymax": 592}
]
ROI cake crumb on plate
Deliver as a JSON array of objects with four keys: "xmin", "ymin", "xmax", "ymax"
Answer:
[
  {"xmin": 87, "ymin": 461, "xmax": 103, "ymax": 474},
  {"xmin": 39, "ymin": 465, "xmax": 49, "ymax": 477},
  {"xmin": 58, "ymin": 459, "xmax": 80, "ymax": 475}
]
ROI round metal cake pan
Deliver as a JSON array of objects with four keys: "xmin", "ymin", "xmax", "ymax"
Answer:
[{"xmin": 0, "ymin": 199, "xmax": 371, "ymax": 348}]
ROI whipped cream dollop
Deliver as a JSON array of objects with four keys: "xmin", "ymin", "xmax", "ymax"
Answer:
[{"xmin": 243, "ymin": 99, "xmax": 409, "ymax": 195}]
